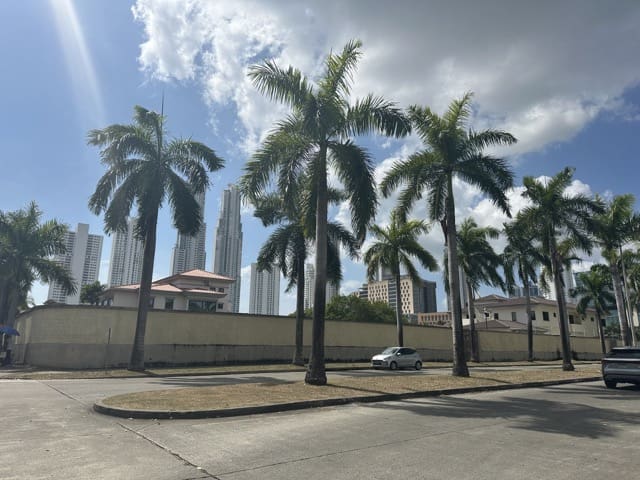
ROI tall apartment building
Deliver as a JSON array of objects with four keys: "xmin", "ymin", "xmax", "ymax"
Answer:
[
  {"xmin": 171, "ymin": 192, "xmax": 207, "ymax": 275},
  {"xmin": 248, "ymin": 263, "xmax": 280, "ymax": 315},
  {"xmin": 541, "ymin": 263, "xmax": 575, "ymax": 301},
  {"xmin": 212, "ymin": 185, "xmax": 243, "ymax": 312},
  {"xmin": 362, "ymin": 276, "xmax": 437, "ymax": 314},
  {"xmin": 108, "ymin": 218, "xmax": 143, "ymax": 287},
  {"xmin": 48, "ymin": 223, "xmax": 103, "ymax": 304},
  {"xmin": 303, "ymin": 263, "xmax": 340, "ymax": 310},
  {"xmin": 508, "ymin": 283, "xmax": 541, "ymax": 299}
]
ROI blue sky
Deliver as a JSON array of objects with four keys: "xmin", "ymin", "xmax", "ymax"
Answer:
[{"xmin": 1, "ymin": 1, "xmax": 639, "ymax": 314}]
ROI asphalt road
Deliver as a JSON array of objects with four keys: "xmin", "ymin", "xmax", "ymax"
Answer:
[{"xmin": 1, "ymin": 373, "xmax": 638, "ymax": 479}]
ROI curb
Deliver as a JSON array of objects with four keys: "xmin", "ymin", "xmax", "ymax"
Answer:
[{"xmin": 93, "ymin": 376, "xmax": 602, "ymax": 420}]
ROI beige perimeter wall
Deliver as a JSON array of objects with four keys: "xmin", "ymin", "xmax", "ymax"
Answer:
[{"xmin": 12, "ymin": 305, "xmax": 610, "ymax": 369}]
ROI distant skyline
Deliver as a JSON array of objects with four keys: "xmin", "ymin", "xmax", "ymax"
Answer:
[{"xmin": 1, "ymin": 1, "xmax": 639, "ymax": 313}]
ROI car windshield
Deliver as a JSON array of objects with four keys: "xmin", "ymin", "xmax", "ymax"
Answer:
[
  {"xmin": 381, "ymin": 347, "xmax": 399, "ymax": 355},
  {"xmin": 607, "ymin": 349, "xmax": 640, "ymax": 359}
]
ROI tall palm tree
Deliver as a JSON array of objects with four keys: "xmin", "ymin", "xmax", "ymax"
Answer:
[
  {"xmin": 364, "ymin": 211, "xmax": 438, "ymax": 347},
  {"xmin": 503, "ymin": 219, "xmax": 544, "ymax": 361},
  {"xmin": 519, "ymin": 167, "xmax": 602, "ymax": 370},
  {"xmin": 380, "ymin": 93, "xmax": 516, "ymax": 376},
  {"xmin": 251, "ymin": 186, "xmax": 358, "ymax": 365},
  {"xmin": 590, "ymin": 194, "xmax": 640, "ymax": 346},
  {"xmin": 622, "ymin": 249, "xmax": 640, "ymax": 344},
  {"xmin": 453, "ymin": 218, "xmax": 505, "ymax": 362},
  {"xmin": 0, "ymin": 203, "xmax": 76, "ymax": 328},
  {"xmin": 245, "ymin": 40, "xmax": 410, "ymax": 385},
  {"xmin": 571, "ymin": 266, "xmax": 615, "ymax": 355},
  {"xmin": 88, "ymin": 105, "xmax": 224, "ymax": 371}
]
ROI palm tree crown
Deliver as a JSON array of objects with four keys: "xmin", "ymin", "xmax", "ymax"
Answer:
[
  {"xmin": 243, "ymin": 39, "xmax": 411, "ymax": 385},
  {"xmin": 0, "ymin": 202, "xmax": 76, "ymax": 328},
  {"xmin": 88, "ymin": 105, "xmax": 224, "ymax": 370},
  {"xmin": 364, "ymin": 211, "xmax": 438, "ymax": 346},
  {"xmin": 380, "ymin": 92, "xmax": 516, "ymax": 376}
]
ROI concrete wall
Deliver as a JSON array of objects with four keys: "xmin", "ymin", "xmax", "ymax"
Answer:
[{"xmin": 12, "ymin": 305, "xmax": 610, "ymax": 369}]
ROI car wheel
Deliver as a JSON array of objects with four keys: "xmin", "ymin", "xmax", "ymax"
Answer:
[
  {"xmin": 389, "ymin": 361, "xmax": 398, "ymax": 371},
  {"xmin": 415, "ymin": 361, "xmax": 422, "ymax": 371},
  {"xmin": 604, "ymin": 379, "xmax": 617, "ymax": 389}
]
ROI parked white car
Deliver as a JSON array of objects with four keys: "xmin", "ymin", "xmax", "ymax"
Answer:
[{"xmin": 371, "ymin": 347, "xmax": 422, "ymax": 370}]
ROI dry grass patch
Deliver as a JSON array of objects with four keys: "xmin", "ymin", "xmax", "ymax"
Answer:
[{"xmin": 102, "ymin": 367, "xmax": 600, "ymax": 412}]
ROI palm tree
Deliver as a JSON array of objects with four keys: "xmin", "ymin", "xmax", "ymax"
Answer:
[
  {"xmin": 245, "ymin": 40, "xmax": 410, "ymax": 385},
  {"xmin": 622, "ymin": 249, "xmax": 640, "ymax": 344},
  {"xmin": 453, "ymin": 218, "xmax": 505, "ymax": 362},
  {"xmin": 380, "ymin": 93, "xmax": 516, "ymax": 376},
  {"xmin": 88, "ymin": 105, "xmax": 224, "ymax": 371},
  {"xmin": 80, "ymin": 281, "xmax": 106, "ymax": 305},
  {"xmin": 364, "ymin": 211, "xmax": 438, "ymax": 347},
  {"xmin": 503, "ymin": 219, "xmax": 544, "ymax": 361},
  {"xmin": 571, "ymin": 266, "xmax": 615, "ymax": 355},
  {"xmin": 251, "ymin": 186, "xmax": 358, "ymax": 365},
  {"xmin": 590, "ymin": 194, "xmax": 640, "ymax": 346},
  {"xmin": 519, "ymin": 167, "xmax": 602, "ymax": 370},
  {"xmin": 0, "ymin": 203, "xmax": 76, "ymax": 328}
]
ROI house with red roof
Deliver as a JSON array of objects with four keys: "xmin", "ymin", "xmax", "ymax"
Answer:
[{"xmin": 102, "ymin": 269, "xmax": 235, "ymax": 313}]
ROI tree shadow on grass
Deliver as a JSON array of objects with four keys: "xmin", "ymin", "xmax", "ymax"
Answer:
[
  {"xmin": 364, "ymin": 385, "xmax": 640, "ymax": 439},
  {"xmin": 147, "ymin": 375, "xmax": 298, "ymax": 388}
]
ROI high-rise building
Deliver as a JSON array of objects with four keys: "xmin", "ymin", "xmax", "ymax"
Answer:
[
  {"xmin": 365, "ymin": 275, "xmax": 437, "ymax": 314},
  {"xmin": 508, "ymin": 283, "xmax": 541, "ymax": 299},
  {"xmin": 541, "ymin": 263, "xmax": 575, "ymax": 301},
  {"xmin": 108, "ymin": 218, "xmax": 143, "ymax": 287},
  {"xmin": 303, "ymin": 263, "xmax": 340, "ymax": 310},
  {"xmin": 248, "ymin": 263, "xmax": 280, "ymax": 315},
  {"xmin": 212, "ymin": 185, "xmax": 243, "ymax": 312},
  {"xmin": 48, "ymin": 223, "xmax": 103, "ymax": 304},
  {"xmin": 171, "ymin": 192, "xmax": 207, "ymax": 275}
]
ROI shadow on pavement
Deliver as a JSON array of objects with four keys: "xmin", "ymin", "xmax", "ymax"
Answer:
[
  {"xmin": 146, "ymin": 375, "xmax": 298, "ymax": 388},
  {"xmin": 364, "ymin": 383, "xmax": 640, "ymax": 439}
]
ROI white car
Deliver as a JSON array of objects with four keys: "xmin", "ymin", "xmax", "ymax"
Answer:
[{"xmin": 371, "ymin": 347, "xmax": 422, "ymax": 370}]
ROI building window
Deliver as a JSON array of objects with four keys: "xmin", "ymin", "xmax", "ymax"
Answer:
[
  {"xmin": 148, "ymin": 297, "xmax": 155, "ymax": 307},
  {"xmin": 493, "ymin": 313, "xmax": 499, "ymax": 320},
  {"xmin": 511, "ymin": 312, "xmax": 517, "ymax": 322},
  {"xmin": 569, "ymin": 315, "xmax": 575, "ymax": 324},
  {"xmin": 590, "ymin": 317, "xmax": 594, "ymax": 322},
  {"xmin": 164, "ymin": 298, "xmax": 174, "ymax": 310},
  {"xmin": 218, "ymin": 303, "xmax": 224, "ymax": 310},
  {"xmin": 188, "ymin": 300, "xmax": 217, "ymax": 312},
  {"xmin": 543, "ymin": 311, "xmax": 550, "ymax": 321},
  {"xmin": 553, "ymin": 312, "xmax": 557, "ymax": 318},
  {"xmin": 530, "ymin": 311, "xmax": 536, "ymax": 321}
]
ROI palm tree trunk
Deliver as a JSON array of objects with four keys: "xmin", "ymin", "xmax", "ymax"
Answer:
[
  {"xmin": 466, "ymin": 281, "xmax": 479, "ymax": 362},
  {"xmin": 293, "ymin": 257, "xmax": 305, "ymax": 366},
  {"xmin": 446, "ymin": 179, "xmax": 469, "ymax": 377},
  {"xmin": 552, "ymin": 244, "xmax": 574, "ymax": 371},
  {"xmin": 596, "ymin": 311, "xmax": 606, "ymax": 356},
  {"xmin": 523, "ymin": 271, "xmax": 533, "ymax": 362},
  {"xmin": 610, "ymin": 261, "xmax": 632, "ymax": 346},
  {"xmin": 129, "ymin": 211, "xmax": 158, "ymax": 371},
  {"xmin": 394, "ymin": 272, "xmax": 404, "ymax": 347},
  {"xmin": 306, "ymin": 144, "xmax": 328, "ymax": 385}
]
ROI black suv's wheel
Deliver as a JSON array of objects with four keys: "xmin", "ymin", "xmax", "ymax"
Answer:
[
  {"xmin": 604, "ymin": 379, "xmax": 617, "ymax": 389},
  {"xmin": 415, "ymin": 361, "xmax": 422, "ymax": 370},
  {"xmin": 389, "ymin": 361, "xmax": 398, "ymax": 370}
]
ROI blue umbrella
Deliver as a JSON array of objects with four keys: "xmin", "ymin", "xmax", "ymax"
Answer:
[{"xmin": 0, "ymin": 326, "xmax": 20, "ymax": 336}]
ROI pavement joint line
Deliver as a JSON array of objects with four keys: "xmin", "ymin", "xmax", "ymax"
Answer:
[
  {"xmin": 210, "ymin": 412, "xmax": 511, "ymax": 477},
  {"xmin": 41, "ymin": 380, "xmax": 88, "ymax": 406},
  {"xmin": 93, "ymin": 376, "xmax": 602, "ymax": 420},
  {"xmin": 116, "ymin": 421, "xmax": 221, "ymax": 479}
]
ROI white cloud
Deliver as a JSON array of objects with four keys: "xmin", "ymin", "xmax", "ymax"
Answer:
[{"xmin": 134, "ymin": 0, "xmax": 640, "ymax": 157}]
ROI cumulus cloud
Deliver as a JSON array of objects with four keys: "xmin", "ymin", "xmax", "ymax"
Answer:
[{"xmin": 133, "ymin": 0, "xmax": 640, "ymax": 156}]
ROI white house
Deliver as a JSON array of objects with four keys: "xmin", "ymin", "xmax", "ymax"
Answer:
[{"xmin": 102, "ymin": 269, "xmax": 235, "ymax": 312}]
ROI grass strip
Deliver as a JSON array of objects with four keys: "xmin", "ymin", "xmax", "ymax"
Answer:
[{"xmin": 100, "ymin": 367, "xmax": 601, "ymax": 412}]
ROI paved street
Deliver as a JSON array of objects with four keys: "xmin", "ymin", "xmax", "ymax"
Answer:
[{"xmin": 1, "ymin": 372, "xmax": 638, "ymax": 479}]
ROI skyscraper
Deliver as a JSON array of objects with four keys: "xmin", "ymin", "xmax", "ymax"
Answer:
[
  {"xmin": 108, "ymin": 218, "xmax": 143, "ymax": 287},
  {"xmin": 212, "ymin": 185, "xmax": 243, "ymax": 312},
  {"xmin": 303, "ymin": 263, "xmax": 340, "ymax": 310},
  {"xmin": 48, "ymin": 223, "xmax": 103, "ymax": 304},
  {"xmin": 171, "ymin": 192, "xmax": 207, "ymax": 274},
  {"xmin": 248, "ymin": 263, "xmax": 280, "ymax": 315}
]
